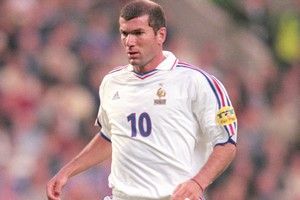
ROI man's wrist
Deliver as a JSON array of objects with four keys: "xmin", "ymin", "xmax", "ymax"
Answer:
[
  {"xmin": 60, "ymin": 163, "xmax": 76, "ymax": 178},
  {"xmin": 190, "ymin": 178, "xmax": 205, "ymax": 193}
]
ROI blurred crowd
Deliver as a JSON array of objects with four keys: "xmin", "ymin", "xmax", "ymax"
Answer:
[{"xmin": 0, "ymin": 0, "xmax": 299, "ymax": 200}]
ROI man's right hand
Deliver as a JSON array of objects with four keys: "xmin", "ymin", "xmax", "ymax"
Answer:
[
  {"xmin": 46, "ymin": 135, "xmax": 112, "ymax": 199},
  {"xmin": 46, "ymin": 172, "xmax": 68, "ymax": 200}
]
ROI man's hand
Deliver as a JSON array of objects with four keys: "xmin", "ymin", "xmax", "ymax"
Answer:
[
  {"xmin": 171, "ymin": 179, "xmax": 204, "ymax": 200},
  {"xmin": 46, "ymin": 172, "xmax": 68, "ymax": 200},
  {"xmin": 46, "ymin": 135, "xmax": 112, "ymax": 199}
]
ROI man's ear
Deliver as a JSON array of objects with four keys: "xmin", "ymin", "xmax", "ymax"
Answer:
[{"xmin": 157, "ymin": 27, "xmax": 167, "ymax": 45}]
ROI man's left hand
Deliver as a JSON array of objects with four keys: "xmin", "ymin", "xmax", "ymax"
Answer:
[{"xmin": 171, "ymin": 179, "xmax": 204, "ymax": 200}]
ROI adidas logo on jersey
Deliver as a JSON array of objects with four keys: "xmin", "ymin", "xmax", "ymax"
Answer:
[{"xmin": 112, "ymin": 91, "xmax": 120, "ymax": 100}]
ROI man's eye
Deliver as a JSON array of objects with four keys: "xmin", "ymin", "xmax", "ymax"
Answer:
[
  {"xmin": 121, "ymin": 30, "xmax": 143, "ymax": 37},
  {"xmin": 133, "ymin": 31, "xmax": 143, "ymax": 35},
  {"xmin": 121, "ymin": 31, "xmax": 128, "ymax": 37}
]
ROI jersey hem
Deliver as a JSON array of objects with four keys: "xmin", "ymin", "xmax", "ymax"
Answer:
[
  {"xmin": 99, "ymin": 132, "xmax": 111, "ymax": 142},
  {"xmin": 214, "ymin": 137, "xmax": 236, "ymax": 146}
]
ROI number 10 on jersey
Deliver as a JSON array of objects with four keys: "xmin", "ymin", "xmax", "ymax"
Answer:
[{"xmin": 127, "ymin": 112, "xmax": 152, "ymax": 137}]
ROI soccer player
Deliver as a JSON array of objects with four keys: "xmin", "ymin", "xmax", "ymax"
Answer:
[{"xmin": 46, "ymin": 1, "xmax": 237, "ymax": 200}]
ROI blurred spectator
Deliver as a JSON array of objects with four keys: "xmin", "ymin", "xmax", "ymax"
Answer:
[
  {"xmin": 280, "ymin": 150, "xmax": 300, "ymax": 199},
  {"xmin": 273, "ymin": 0, "xmax": 300, "ymax": 67}
]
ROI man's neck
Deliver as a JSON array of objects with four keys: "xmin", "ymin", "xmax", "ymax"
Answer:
[{"xmin": 133, "ymin": 53, "xmax": 165, "ymax": 74}]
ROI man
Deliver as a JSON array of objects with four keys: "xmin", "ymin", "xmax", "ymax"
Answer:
[{"xmin": 46, "ymin": 1, "xmax": 237, "ymax": 200}]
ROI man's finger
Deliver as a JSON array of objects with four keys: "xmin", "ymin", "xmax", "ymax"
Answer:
[
  {"xmin": 46, "ymin": 181, "xmax": 60, "ymax": 200},
  {"xmin": 171, "ymin": 184, "xmax": 188, "ymax": 200},
  {"xmin": 53, "ymin": 181, "xmax": 62, "ymax": 196}
]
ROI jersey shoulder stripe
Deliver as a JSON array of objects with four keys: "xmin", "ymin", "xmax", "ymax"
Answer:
[
  {"xmin": 108, "ymin": 65, "xmax": 128, "ymax": 74},
  {"xmin": 177, "ymin": 62, "xmax": 237, "ymax": 137},
  {"xmin": 177, "ymin": 62, "xmax": 231, "ymax": 108}
]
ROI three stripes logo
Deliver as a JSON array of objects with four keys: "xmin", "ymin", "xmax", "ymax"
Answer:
[{"xmin": 112, "ymin": 91, "xmax": 120, "ymax": 100}]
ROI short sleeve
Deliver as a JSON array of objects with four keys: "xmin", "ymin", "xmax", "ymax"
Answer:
[
  {"xmin": 94, "ymin": 77, "xmax": 111, "ymax": 140},
  {"xmin": 95, "ymin": 103, "xmax": 111, "ymax": 140},
  {"xmin": 192, "ymin": 72, "xmax": 237, "ymax": 146}
]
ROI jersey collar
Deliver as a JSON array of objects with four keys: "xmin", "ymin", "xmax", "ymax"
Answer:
[{"xmin": 127, "ymin": 51, "xmax": 178, "ymax": 72}]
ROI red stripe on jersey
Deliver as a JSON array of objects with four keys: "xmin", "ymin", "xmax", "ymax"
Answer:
[{"xmin": 211, "ymin": 77, "xmax": 226, "ymax": 107}]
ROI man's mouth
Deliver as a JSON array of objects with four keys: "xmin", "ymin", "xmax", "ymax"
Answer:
[{"xmin": 128, "ymin": 51, "xmax": 139, "ymax": 57}]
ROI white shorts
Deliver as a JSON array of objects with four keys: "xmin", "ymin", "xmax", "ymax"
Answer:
[{"xmin": 103, "ymin": 190, "xmax": 171, "ymax": 200}]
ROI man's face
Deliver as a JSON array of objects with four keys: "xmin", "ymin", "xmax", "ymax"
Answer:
[{"xmin": 119, "ymin": 15, "xmax": 165, "ymax": 68}]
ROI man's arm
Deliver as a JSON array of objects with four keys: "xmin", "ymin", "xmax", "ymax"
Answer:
[
  {"xmin": 46, "ymin": 134, "xmax": 112, "ymax": 200},
  {"xmin": 172, "ymin": 143, "xmax": 236, "ymax": 200}
]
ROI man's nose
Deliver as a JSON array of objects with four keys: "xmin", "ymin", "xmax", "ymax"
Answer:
[{"xmin": 125, "ymin": 34, "xmax": 136, "ymax": 47}]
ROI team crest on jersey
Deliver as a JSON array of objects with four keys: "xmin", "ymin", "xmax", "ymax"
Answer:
[
  {"xmin": 154, "ymin": 87, "xmax": 166, "ymax": 105},
  {"xmin": 216, "ymin": 106, "xmax": 237, "ymax": 125}
]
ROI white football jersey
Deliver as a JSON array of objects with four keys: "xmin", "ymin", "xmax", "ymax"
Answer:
[{"xmin": 96, "ymin": 51, "xmax": 237, "ymax": 199}]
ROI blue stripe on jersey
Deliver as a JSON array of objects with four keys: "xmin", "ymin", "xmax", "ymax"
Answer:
[
  {"xmin": 100, "ymin": 132, "xmax": 111, "ymax": 142},
  {"xmin": 202, "ymin": 75, "xmax": 221, "ymax": 108},
  {"xmin": 133, "ymin": 68, "xmax": 157, "ymax": 76},
  {"xmin": 176, "ymin": 63, "xmax": 237, "ymax": 137},
  {"xmin": 215, "ymin": 137, "xmax": 236, "ymax": 146},
  {"xmin": 177, "ymin": 63, "xmax": 223, "ymax": 108},
  {"xmin": 96, "ymin": 118, "xmax": 102, "ymax": 127},
  {"xmin": 133, "ymin": 69, "xmax": 158, "ymax": 79}
]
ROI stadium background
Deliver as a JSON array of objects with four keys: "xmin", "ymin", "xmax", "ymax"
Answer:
[{"xmin": 0, "ymin": 0, "xmax": 299, "ymax": 199}]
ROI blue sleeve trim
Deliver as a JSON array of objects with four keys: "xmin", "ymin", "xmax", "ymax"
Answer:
[
  {"xmin": 99, "ymin": 132, "xmax": 111, "ymax": 143},
  {"xmin": 96, "ymin": 118, "xmax": 102, "ymax": 127},
  {"xmin": 214, "ymin": 137, "xmax": 236, "ymax": 147}
]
